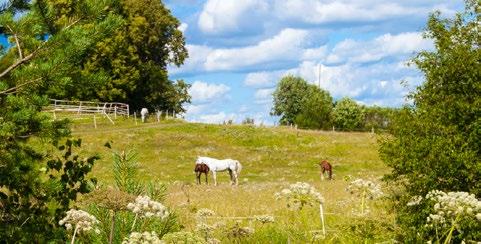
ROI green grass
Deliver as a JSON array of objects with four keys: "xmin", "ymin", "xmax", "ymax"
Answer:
[{"xmin": 59, "ymin": 114, "xmax": 395, "ymax": 242}]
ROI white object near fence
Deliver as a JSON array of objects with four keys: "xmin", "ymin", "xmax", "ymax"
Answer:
[{"xmin": 141, "ymin": 108, "xmax": 148, "ymax": 123}]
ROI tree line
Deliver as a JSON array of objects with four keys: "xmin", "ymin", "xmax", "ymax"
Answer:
[{"xmin": 271, "ymin": 75, "xmax": 398, "ymax": 131}]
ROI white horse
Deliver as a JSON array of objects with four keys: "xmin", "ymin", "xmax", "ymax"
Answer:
[
  {"xmin": 195, "ymin": 156, "xmax": 242, "ymax": 186},
  {"xmin": 140, "ymin": 108, "xmax": 148, "ymax": 123}
]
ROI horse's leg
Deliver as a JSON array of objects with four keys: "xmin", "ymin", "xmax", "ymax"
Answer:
[
  {"xmin": 205, "ymin": 172, "xmax": 208, "ymax": 185},
  {"xmin": 228, "ymin": 169, "xmax": 234, "ymax": 185},
  {"xmin": 328, "ymin": 169, "xmax": 332, "ymax": 180},
  {"xmin": 232, "ymin": 170, "xmax": 238, "ymax": 186},
  {"xmin": 196, "ymin": 172, "xmax": 200, "ymax": 185},
  {"xmin": 212, "ymin": 171, "xmax": 217, "ymax": 186},
  {"xmin": 320, "ymin": 168, "xmax": 325, "ymax": 181}
]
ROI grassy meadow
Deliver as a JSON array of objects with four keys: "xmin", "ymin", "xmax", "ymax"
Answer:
[{"xmin": 63, "ymin": 115, "xmax": 396, "ymax": 243}]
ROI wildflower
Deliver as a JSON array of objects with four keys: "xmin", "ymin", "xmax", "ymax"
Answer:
[
  {"xmin": 407, "ymin": 195, "xmax": 423, "ymax": 206},
  {"xmin": 226, "ymin": 222, "xmax": 255, "ymax": 238},
  {"xmin": 59, "ymin": 209, "xmax": 100, "ymax": 234},
  {"xmin": 346, "ymin": 178, "xmax": 383, "ymax": 215},
  {"xmin": 127, "ymin": 195, "xmax": 169, "ymax": 219},
  {"xmin": 162, "ymin": 231, "xmax": 206, "ymax": 244},
  {"xmin": 196, "ymin": 208, "xmax": 215, "ymax": 217},
  {"xmin": 275, "ymin": 182, "xmax": 324, "ymax": 210},
  {"xmin": 122, "ymin": 231, "xmax": 162, "ymax": 244},
  {"xmin": 254, "ymin": 214, "xmax": 275, "ymax": 224},
  {"xmin": 425, "ymin": 190, "xmax": 481, "ymax": 227},
  {"xmin": 346, "ymin": 179, "xmax": 383, "ymax": 199}
]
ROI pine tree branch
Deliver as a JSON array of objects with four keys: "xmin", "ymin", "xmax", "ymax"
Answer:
[
  {"xmin": 0, "ymin": 77, "xmax": 42, "ymax": 95},
  {"xmin": 0, "ymin": 17, "xmax": 82, "ymax": 79},
  {"xmin": 6, "ymin": 24, "xmax": 23, "ymax": 59}
]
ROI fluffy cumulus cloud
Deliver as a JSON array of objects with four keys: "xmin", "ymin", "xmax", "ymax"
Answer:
[
  {"xmin": 326, "ymin": 32, "xmax": 432, "ymax": 64},
  {"xmin": 198, "ymin": 0, "xmax": 269, "ymax": 35},
  {"xmin": 197, "ymin": 0, "xmax": 458, "ymax": 36},
  {"xmin": 188, "ymin": 81, "xmax": 230, "ymax": 103}
]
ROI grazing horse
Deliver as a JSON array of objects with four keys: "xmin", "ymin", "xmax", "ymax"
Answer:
[
  {"xmin": 318, "ymin": 160, "xmax": 333, "ymax": 180},
  {"xmin": 140, "ymin": 108, "xmax": 148, "ymax": 123},
  {"xmin": 195, "ymin": 156, "xmax": 242, "ymax": 186},
  {"xmin": 194, "ymin": 163, "xmax": 210, "ymax": 185}
]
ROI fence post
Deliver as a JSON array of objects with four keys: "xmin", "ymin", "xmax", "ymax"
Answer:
[
  {"xmin": 332, "ymin": 126, "xmax": 335, "ymax": 132},
  {"xmin": 371, "ymin": 127, "xmax": 374, "ymax": 134},
  {"xmin": 114, "ymin": 107, "xmax": 117, "ymax": 119},
  {"xmin": 94, "ymin": 115, "xmax": 97, "ymax": 129}
]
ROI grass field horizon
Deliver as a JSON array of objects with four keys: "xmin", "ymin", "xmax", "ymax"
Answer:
[{"xmin": 66, "ymin": 115, "xmax": 395, "ymax": 242}]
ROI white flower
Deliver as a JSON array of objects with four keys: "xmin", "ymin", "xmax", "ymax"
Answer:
[
  {"xmin": 254, "ymin": 215, "xmax": 275, "ymax": 224},
  {"xmin": 346, "ymin": 179, "xmax": 383, "ymax": 199},
  {"xmin": 59, "ymin": 209, "xmax": 100, "ymax": 234},
  {"xmin": 196, "ymin": 208, "xmax": 215, "ymax": 217},
  {"xmin": 127, "ymin": 195, "xmax": 169, "ymax": 219},
  {"xmin": 122, "ymin": 231, "xmax": 162, "ymax": 244},
  {"xmin": 276, "ymin": 182, "xmax": 324, "ymax": 210},
  {"xmin": 425, "ymin": 190, "xmax": 481, "ymax": 227},
  {"xmin": 407, "ymin": 195, "xmax": 423, "ymax": 206}
]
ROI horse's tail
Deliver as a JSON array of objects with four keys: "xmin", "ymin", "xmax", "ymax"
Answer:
[{"xmin": 235, "ymin": 160, "xmax": 242, "ymax": 175}]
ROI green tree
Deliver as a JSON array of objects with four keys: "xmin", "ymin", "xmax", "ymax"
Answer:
[
  {"xmin": 295, "ymin": 86, "xmax": 333, "ymax": 129},
  {"xmin": 0, "ymin": 0, "xmax": 121, "ymax": 241},
  {"xmin": 76, "ymin": 0, "xmax": 190, "ymax": 112},
  {"xmin": 379, "ymin": 0, "xmax": 481, "ymax": 241},
  {"xmin": 272, "ymin": 75, "xmax": 333, "ymax": 128},
  {"xmin": 332, "ymin": 97, "xmax": 365, "ymax": 130},
  {"xmin": 363, "ymin": 106, "xmax": 398, "ymax": 130}
]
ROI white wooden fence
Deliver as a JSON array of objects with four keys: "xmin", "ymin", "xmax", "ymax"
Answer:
[{"xmin": 45, "ymin": 99, "xmax": 129, "ymax": 124}]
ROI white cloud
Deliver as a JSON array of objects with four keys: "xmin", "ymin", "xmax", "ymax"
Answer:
[
  {"xmin": 189, "ymin": 81, "xmax": 230, "ymax": 103},
  {"xmin": 244, "ymin": 71, "xmax": 281, "ymax": 88},
  {"xmin": 254, "ymin": 88, "xmax": 275, "ymax": 104},
  {"xmin": 196, "ymin": 0, "xmax": 458, "ymax": 37},
  {"xmin": 197, "ymin": 112, "xmax": 237, "ymax": 124},
  {"xmin": 198, "ymin": 0, "xmax": 269, "ymax": 35},
  {"xmin": 326, "ymin": 32, "xmax": 432, "ymax": 64},
  {"xmin": 205, "ymin": 28, "xmax": 310, "ymax": 71}
]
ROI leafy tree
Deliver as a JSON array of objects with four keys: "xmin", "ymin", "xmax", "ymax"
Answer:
[
  {"xmin": 363, "ymin": 106, "xmax": 398, "ymax": 130},
  {"xmin": 76, "ymin": 0, "xmax": 190, "ymax": 112},
  {"xmin": 295, "ymin": 85, "xmax": 333, "ymax": 129},
  {"xmin": 332, "ymin": 97, "xmax": 365, "ymax": 130},
  {"xmin": 0, "ymin": 0, "xmax": 121, "ymax": 241},
  {"xmin": 272, "ymin": 75, "xmax": 333, "ymax": 128},
  {"xmin": 379, "ymin": 0, "xmax": 481, "ymax": 241}
]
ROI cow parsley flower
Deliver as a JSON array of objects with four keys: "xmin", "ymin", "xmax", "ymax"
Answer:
[
  {"xmin": 196, "ymin": 208, "xmax": 215, "ymax": 218},
  {"xmin": 276, "ymin": 182, "xmax": 324, "ymax": 210},
  {"xmin": 122, "ymin": 231, "xmax": 163, "ymax": 244},
  {"xmin": 346, "ymin": 179, "xmax": 383, "ymax": 199},
  {"xmin": 346, "ymin": 179, "xmax": 383, "ymax": 215},
  {"xmin": 407, "ymin": 195, "xmax": 424, "ymax": 206},
  {"xmin": 59, "ymin": 209, "xmax": 100, "ymax": 234},
  {"xmin": 127, "ymin": 195, "xmax": 169, "ymax": 219},
  {"xmin": 162, "ymin": 231, "xmax": 206, "ymax": 244},
  {"xmin": 425, "ymin": 190, "xmax": 481, "ymax": 228},
  {"xmin": 59, "ymin": 209, "xmax": 100, "ymax": 244},
  {"xmin": 254, "ymin": 214, "xmax": 275, "ymax": 224}
]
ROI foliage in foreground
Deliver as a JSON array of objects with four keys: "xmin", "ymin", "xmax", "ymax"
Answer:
[
  {"xmin": 0, "ymin": 0, "xmax": 119, "ymax": 241},
  {"xmin": 380, "ymin": 0, "xmax": 481, "ymax": 241}
]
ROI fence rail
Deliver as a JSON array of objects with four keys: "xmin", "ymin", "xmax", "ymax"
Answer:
[{"xmin": 45, "ymin": 99, "xmax": 129, "ymax": 119}]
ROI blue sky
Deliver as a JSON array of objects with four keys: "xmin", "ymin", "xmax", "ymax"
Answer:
[{"xmin": 164, "ymin": 0, "xmax": 463, "ymax": 125}]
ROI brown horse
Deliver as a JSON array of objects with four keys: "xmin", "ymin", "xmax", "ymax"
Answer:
[
  {"xmin": 195, "ymin": 163, "xmax": 210, "ymax": 185},
  {"xmin": 318, "ymin": 160, "xmax": 333, "ymax": 180}
]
